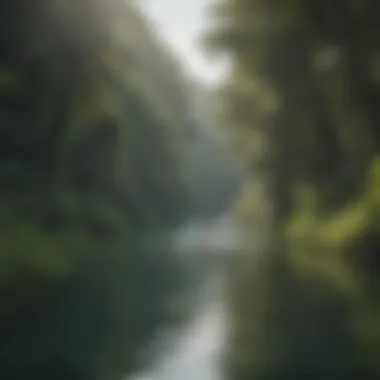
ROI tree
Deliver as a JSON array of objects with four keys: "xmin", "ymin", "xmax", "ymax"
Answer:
[
  {"xmin": 206, "ymin": 0, "xmax": 380, "ymax": 377},
  {"xmin": 0, "ymin": 1, "xmax": 193, "ymax": 379}
]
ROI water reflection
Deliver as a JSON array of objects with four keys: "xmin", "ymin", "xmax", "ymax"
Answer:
[
  {"xmin": 129, "ymin": 217, "xmax": 237, "ymax": 380},
  {"xmin": 131, "ymin": 281, "xmax": 226, "ymax": 380}
]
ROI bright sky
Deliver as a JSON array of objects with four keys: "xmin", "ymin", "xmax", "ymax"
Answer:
[{"xmin": 138, "ymin": 0, "xmax": 226, "ymax": 85}]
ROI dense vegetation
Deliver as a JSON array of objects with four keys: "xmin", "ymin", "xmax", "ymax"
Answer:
[
  {"xmin": 207, "ymin": 0, "xmax": 380, "ymax": 378},
  {"xmin": 0, "ymin": 1, "xmax": 196, "ymax": 379}
]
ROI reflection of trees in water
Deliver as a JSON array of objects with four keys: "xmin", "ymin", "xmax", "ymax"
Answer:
[
  {"xmin": 131, "ymin": 272, "xmax": 228, "ymax": 380},
  {"xmin": 175, "ymin": 217, "xmax": 240, "ymax": 291}
]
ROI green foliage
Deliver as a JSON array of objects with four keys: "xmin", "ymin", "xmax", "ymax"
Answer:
[
  {"xmin": 0, "ymin": 1, "xmax": 193, "ymax": 379},
  {"xmin": 207, "ymin": 0, "xmax": 380, "ymax": 377}
]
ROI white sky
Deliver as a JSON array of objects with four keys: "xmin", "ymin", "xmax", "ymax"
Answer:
[{"xmin": 138, "ymin": 0, "xmax": 226, "ymax": 85}]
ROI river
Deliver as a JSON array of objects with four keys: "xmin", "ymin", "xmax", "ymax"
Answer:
[
  {"xmin": 129, "ymin": 217, "xmax": 237, "ymax": 380},
  {"xmin": 130, "ymin": 276, "xmax": 227, "ymax": 380}
]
